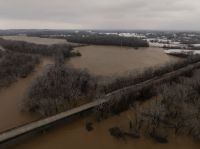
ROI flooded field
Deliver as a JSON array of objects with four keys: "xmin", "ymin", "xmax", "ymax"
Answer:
[
  {"xmin": 67, "ymin": 45, "xmax": 179, "ymax": 76},
  {"xmin": 1, "ymin": 36, "xmax": 68, "ymax": 45},
  {"xmin": 13, "ymin": 110, "xmax": 200, "ymax": 149},
  {"xmin": 0, "ymin": 58, "xmax": 53, "ymax": 132},
  {"xmin": 0, "ymin": 36, "xmax": 188, "ymax": 149}
]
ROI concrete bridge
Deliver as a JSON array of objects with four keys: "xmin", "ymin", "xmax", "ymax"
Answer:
[{"xmin": 1, "ymin": 60, "xmax": 200, "ymax": 148}]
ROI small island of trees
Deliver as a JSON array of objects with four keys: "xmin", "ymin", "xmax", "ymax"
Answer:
[{"xmin": 66, "ymin": 34, "xmax": 149, "ymax": 47}]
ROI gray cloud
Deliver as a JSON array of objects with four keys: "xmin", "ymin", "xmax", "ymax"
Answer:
[{"xmin": 0, "ymin": 0, "xmax": 199, "ymax": 30}]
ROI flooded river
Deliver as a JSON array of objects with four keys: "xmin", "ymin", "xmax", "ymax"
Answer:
[
  {"xmin": 0, "ymin": 58, "xmax": 53, "ymax": 132},
  {"xmin": 67, "ymin": 45, "xmax": 179, "ymax": 76},
  {"xmin": 13, "ymin": 111, "xmax": 200, "ymax": 149}
]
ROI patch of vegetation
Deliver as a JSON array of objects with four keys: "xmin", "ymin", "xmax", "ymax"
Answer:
[
  {"xmin": 180, "ymin": 37, "xmax": 200, "ymax": 45},
  {"xmin": 0, "ymin": 51, "xmax": 39, "ymax": 89},
  {"xmin": 131, "ymin": 75, "xmax": 200, "ymax": 142},
  {"xmin": 23, "ymin": 64, "xmax": 97, "ymax": 117},
  {"xmin": 0, "ymin": 38, "xmax": 81, "ymax": 57},
  {"xmin": 95, "ymin": 84, "xmax": 156, "ymax": 121},
  {"xmin": 66, "ymin": 34, "xmax": 149, "ymax": 47},
  {"xmin": 85, "ymin": 122, "xmax": 94, "ymax": 131},
  {"xmin": 106, "ymin": 73, "xmax": 200, "ymax": 143}
]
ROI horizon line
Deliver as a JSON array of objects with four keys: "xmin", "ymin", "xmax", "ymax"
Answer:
[{"xmin": 0, "ymin": 28, "xmax": 200, "ymax": 33}]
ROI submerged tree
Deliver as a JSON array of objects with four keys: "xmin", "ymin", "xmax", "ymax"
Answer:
[
  {"xmin": 0, "ymin": 51, "xmax": 39, "ymax": 88},
  {"xmin": 23, "ymin": 65, "xmax": 97, "ymax": 117}
]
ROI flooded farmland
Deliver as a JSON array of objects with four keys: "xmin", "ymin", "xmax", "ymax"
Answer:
[
  {"xmin": 0, "ymin": 36, "xmax": 188, "ymax": 149},
  {"xmin": 67, "ymin": 45, "xmax": 179, "ymax": 76}
]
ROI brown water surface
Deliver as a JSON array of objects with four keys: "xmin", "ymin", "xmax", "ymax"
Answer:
[
  {"xmin": 13, "ymin": 111, "xmax": 200, "ymax": 149},
  {"xmin": 66, "ymin": 45, "xmax": 179, "ymax": 76},
  {"xmin": 0, "ymin": 58, "xmax": 53, "ymax": 132}
]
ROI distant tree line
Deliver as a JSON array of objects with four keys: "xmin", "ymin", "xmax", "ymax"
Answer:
[
  {"xmin": 180, "ymin": 37, "xmax": 200, "ymax": 45},
  {"xmin": 163, "ymin": 45, "xmax": 185, "ymax": 49},
  {"xmin": 0, "ymin": 51, "xmax": 39, "ymax": 89},
  {"xmin": 0, "ymin": 38, "xmax": 81, "ymax": 57},
  {"xmin": 66, "ymin": 34, "xmax": 149, "ymax": 47},
  {"xmin": 188, "ymin": 45, "xmax": 200, "ymax": 50}
]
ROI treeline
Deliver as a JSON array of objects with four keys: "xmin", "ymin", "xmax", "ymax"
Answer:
[
  {"xmin": 163, "ymin": 45, "xmax": 200, "ymax": 51},
  {"xmin": 102, "ymin": 55, "xmax": 200, "ymax": 93},
  {"xmin": 96, "ymin": 69, "xmax": 200, "ymax": 142},
  {"xmin": 188, "ymin": 45, "xmax": 200, "ymax": 50},
  {"xmin": 66, "ymin": 34, "xmax": 149, "ymax": 47},
  {"xmin": 128, "ymin": 75, "xmax": 200, "ymax": 142},
  {"xmin": 0, "ymin": 51, "xmax": 39, "ymax": 89},
  {"xmin": 0, "ymin": 38, "xmax": 80, "ymax": 57},
  {"xmin": 163, "ymin": 45, "xmax": 186, "ymax": 49},
  {"xmin": 180, "ymin": 37, "xmax": 200, "ymax": 44},
  {"xmin": 23, "ymin": 64, "xmax": 97, "ymax": 117}
]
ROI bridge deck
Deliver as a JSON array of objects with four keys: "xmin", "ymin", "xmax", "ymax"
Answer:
[{"xmin": 0, "ymin": 98, "xmax": 107, "ymax": 143}]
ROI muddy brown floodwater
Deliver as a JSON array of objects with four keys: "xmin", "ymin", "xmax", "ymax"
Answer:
[
  {"xmin": 66, "ymin": 45, "xmax": 179, "ymax": 76},
  {"xmin": 13, "ymin": 111, "xmax": 200, "ymax": 149},
  {"xmin": 0, "ymin": 37, "xmax": 189, "ymax": 148},
  {"xmin": 0, "ymin": 58, "xmax": 53, "ymax": 132}
]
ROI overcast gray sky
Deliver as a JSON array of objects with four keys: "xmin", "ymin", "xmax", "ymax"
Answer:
[{"xmin": 0, "ymin": 0, "xmax": 200, "ymax": 30}]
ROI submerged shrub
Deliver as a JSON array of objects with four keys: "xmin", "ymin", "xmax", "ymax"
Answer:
[
  {"xmin": 0, "ymin": 51, "xmax": 39, "ymax": 88},
  {"xmin": 109, "ymin": 127, "xmax": 125, "ymax": 139}
]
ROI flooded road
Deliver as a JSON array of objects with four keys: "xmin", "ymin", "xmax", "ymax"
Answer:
[
  {"xmin": 13, "ymin": 111, "xmax": 200, "ymax": 149},
  {"xmin": 67, "ymin": 45, "xmax": 179, "ymax": 76},
  {"xmin": 0, "ymin": 58, "xmax": 53, "ymax": 132}
]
